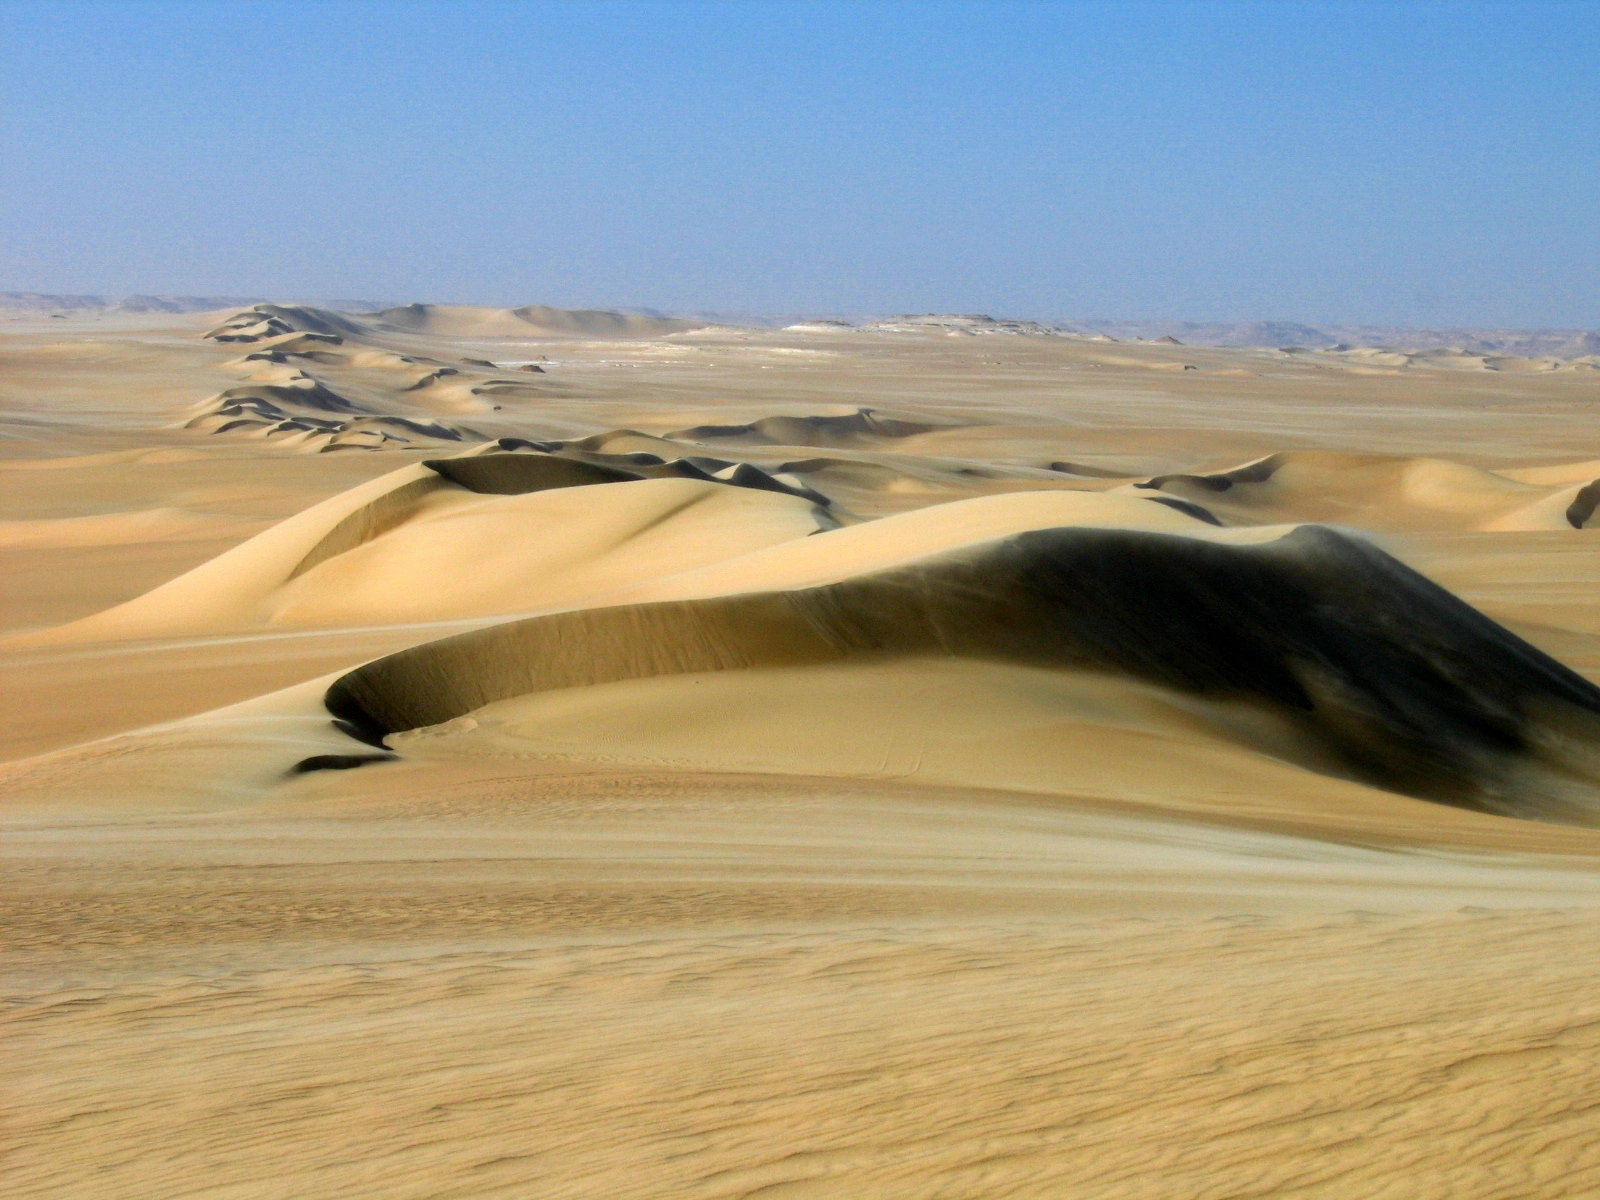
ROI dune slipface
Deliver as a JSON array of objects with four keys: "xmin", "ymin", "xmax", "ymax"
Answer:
[{"xmin": 427, "ymin": 447, "xmax": 831, "ymax": 506}]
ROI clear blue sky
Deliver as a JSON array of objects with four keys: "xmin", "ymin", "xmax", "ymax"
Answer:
[{"xmin": 2, "ymin": 0, "xmax": 1596, "ymax": 326}]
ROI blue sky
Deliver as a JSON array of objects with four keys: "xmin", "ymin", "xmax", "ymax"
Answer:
[{"xmin": 2, "ymin": 0, "xmax": 1596, "ymax": 326}]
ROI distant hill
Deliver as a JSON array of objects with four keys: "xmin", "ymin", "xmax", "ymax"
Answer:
[
  {"xmin": 0, "ymin": 293, "xmax": 398, "ymax": 316},
  {"xmin": 367, "ymin": 303, "xmax": 707, "ymax": 338},
  {"xmin": 1065, "ymin": 318, "xmax": 1600, "ymax": 357},
  {"xmin": 0, "ymin": 293, "xmax": 266, "ymax": 314},
  {"xmin": 6, "ymin": 293, "xmax": 1594, "ymax": 357}
]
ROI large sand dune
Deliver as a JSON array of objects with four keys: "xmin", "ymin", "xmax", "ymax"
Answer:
[{"xmin": 6, "ymin": 303, "xmax": 1600, "ymax": 1198}]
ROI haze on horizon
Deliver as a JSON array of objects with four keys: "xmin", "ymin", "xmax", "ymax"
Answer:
[{"xmin": 2, "ymin": 0, "xmax": 1596, "ymax": 329}]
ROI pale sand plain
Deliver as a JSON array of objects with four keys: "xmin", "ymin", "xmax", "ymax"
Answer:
[{"xmin": 5, "ymin": 304, "xmax": 1600, "ymax": 1197}]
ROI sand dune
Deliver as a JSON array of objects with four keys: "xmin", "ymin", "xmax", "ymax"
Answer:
[
  {"xmin": 22, "ymin": 465, "xmax": 1230, "ymax": 644},
  {"xmin": 320, "ymin": 522, "xmax": 1600, "ymax": 821},
  {"xmin": 200, "ymin": 301, "xmax": 710, "ymax": 345},
  {"xmin": 1131, "ymin": 449, "xmax": 1600, "ymax": 530},
  {"xmin": 13, "ymin": 458, "xmax": 839, "ymax": 641},
  {"xmin": 1496, "ymin": 457, "xmax": 1600, "ymax": 485},
  {"xmin": 204, "ymin": 303, "xmax": 370, "ymax": 343},
  {"xmin": 185, "ymin": 313, "xmax": 520, "ymax": 450},
  {"xmin": 1310, "ymin": 345, "xmax": 1599, "ymax": 373},
  {"xmin": 181, "ymin": 384, "xmax": 476, "ymax": 453},
  {"xmin": 8, "ymin": 304, "xmax": 1600, "ymax": 1199},
  {"xmin": 668, "ymin": 405, "xmax": 958, "ymax": 447},
  {"xmin": 439, "ymin": 441, "xmax": 831, "ymax": 506}
]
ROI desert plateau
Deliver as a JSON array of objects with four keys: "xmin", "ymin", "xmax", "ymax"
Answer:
[{"xmin": 2, "ymin": 297, "xmax": 1599, "ymax": 1197}]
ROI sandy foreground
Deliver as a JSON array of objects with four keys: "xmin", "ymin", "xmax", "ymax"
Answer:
[{"xmin": 4, "ymin": 304, "xmax": 1600, "ymax": 1197}]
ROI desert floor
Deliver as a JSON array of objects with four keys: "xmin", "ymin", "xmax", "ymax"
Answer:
[{"xmin": 5, "ymin": 305, "xmax": 1600, "ymax": 1197}]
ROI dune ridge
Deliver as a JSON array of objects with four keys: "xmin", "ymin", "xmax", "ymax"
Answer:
[
  {"xmin": 667, "ymin": 406, "xmax": 962, "ymax": 447},
  {"xmin": 440, "ymin": 444, "xmax": 832, "ymax": 506},
  {"xmin": 204, "ymin": 304, "xmax": 371, "ymax": 343},
  {"xmin": 11, "ymin": 459, "xmax": 846, "ymax": 641},
  {"xmin": 183, "ymin": 315, "xmax": 507, "ymax": 451},
  {"xmin": 1131, "ymin": 450, "xmax": 1600, "ymax": 531}
]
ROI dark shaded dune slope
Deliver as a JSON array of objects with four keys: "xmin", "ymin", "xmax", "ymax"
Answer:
[
  {"xmin": 205, "ymin": 304, "xmax": 373, "ymax": 343},
  {"xmin": 1137, "ymin": 453, "xmax": 1285, "ymax": 494},
  {"xmin": 442, "ymin": 446, "xmax": 831, "ymax": 506},
  {"xmin": 325, "ymin": 525, "xmax": 1600, "ymax": 823},
  {"xmin": 425, "ymin": 454, "xmax": 647, "ymax": 493},
  {"xmin": 1568, "ymin": 479, "xmax": 1600, "ymax": 529}
]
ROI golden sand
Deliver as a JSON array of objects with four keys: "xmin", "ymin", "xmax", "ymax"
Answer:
[{"xmin": 5, "ymin": 305, "xmax": 1600, "ymax": 1197}]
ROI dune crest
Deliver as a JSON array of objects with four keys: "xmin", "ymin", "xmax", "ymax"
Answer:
[
  {"xmin": 203, "ymin": 304, "xmax": 370, "ymax": 343},
  {"xmin": 12, "ymin": 459, "xmax": 841, "ymax": 642}
]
